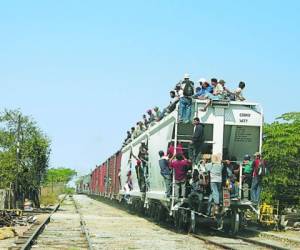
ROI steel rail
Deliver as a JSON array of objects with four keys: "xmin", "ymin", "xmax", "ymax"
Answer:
[
  {"xmin": 190, "ymin": 232, "xmax": 290, "ymax": 250},
  {"xmin": 234, "ymin": 235, "xmax": 289, "ymax": 250},
  {"xmin": 190, "ymin": 233, "xmax": 237, "ymax": 250},
  {"xmin": 210, "ymin": 227, "xmax": 290, "ymax": 250},
  {"xmin": 19, "ymin": 194, "xmax": 67, "ymax": 250},
  {"xmin": 72, "ymin": 196, "xmax": 93, "ymax": 250}
]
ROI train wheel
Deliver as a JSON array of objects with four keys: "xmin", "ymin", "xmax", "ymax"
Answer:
[
  {"xmin": 223, "ymin": 209, "xmax": 240, "ymax": 235},
  {"xmin": 189, "ymin": 211, "xmax": 196, "ymax": 233}
]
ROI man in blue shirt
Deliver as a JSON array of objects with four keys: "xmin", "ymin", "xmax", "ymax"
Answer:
[
  {"xmin": 194, "ymin": 80, "xmax": 213, "ymax": 99},
  {"xmin": 158, "ymin": 150, "xmax": 172, "ymax": 197}
]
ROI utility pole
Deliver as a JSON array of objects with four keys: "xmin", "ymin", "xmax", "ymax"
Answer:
[{"xmin": 16, "ymin": 114, "xmax": 22, "ymax": 208}]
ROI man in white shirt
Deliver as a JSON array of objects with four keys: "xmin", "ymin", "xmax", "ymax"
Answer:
[{"xmin": 234, "ymin": 81, "xmax": 246, "ymax": 101}]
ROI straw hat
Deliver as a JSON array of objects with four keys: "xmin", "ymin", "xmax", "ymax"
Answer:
[
  {"xmin": 202, "ymin": 154, "xmax": 211, "ymax": 160},
  {"xmin": 211, "ymin": 153, "xmax": 222, "ymax": 164}
]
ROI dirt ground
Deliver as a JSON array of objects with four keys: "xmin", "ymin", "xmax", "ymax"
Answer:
[{"xmin": 74, "ymin": 194, "xmax": 218, "ymax": 250}]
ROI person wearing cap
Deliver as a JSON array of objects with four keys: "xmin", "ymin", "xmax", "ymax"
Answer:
[
  {"xmin": 205, "ymin": 153, "xmax": 223, "ymax": 215},
  {"xmin": 178, "ymin": 73, "xmax": 194, "ymax": 123},
  {"xmin": 158, "ymin": 150, "xmax": 172, "ymax": 197}
]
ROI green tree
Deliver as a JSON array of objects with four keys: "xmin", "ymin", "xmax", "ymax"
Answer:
[
  {"xmin": 0, "ymin": 109, "xmax": 51, "ymax": 207},
  {"xmin": 262, "ymin": 112, "xmax": 300, "ymax": 209},
  {"xmin": 44, "ymin": 167, "xmax": 77, "ymax": 184}
]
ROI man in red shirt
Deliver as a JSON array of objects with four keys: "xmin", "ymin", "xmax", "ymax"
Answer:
[
  {"xmin": 170, "ymin": 154, "xmax": 192, "ymax": 198},
  {"xmin": 167, "ymin": 141, "xmax": 184, "ymax": 158},
  {"xmin": 251, "ymin": 152, "xmax": 266, "ymax": 205}
]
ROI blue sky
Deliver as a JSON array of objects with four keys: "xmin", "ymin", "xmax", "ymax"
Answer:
[{"xmin": 1, "ymin": 1, "xmax": 299, "ymax": 176}]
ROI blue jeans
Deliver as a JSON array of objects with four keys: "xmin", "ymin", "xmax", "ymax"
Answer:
[
  {"xmin": 162, "ymin": 175, "xmax": 172, "ymax": 196},
  {"xmin": 251, "ymin": 176, "xmax": 262, "ymax": 204},
  {"xmin": 179, "ymin": 97, "xmax": 192, "ymax": 122},
  {"xmin": 207, "ymin": 182, "xmax": 222, "ymax": 214}
]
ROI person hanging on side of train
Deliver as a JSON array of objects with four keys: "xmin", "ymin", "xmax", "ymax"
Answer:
[
  {"xmin": 188, "ymin": 169, "xmax": 204, "ymax": 211},
  {"xmin": 167, "ymin": 141, "xmax": 184, "ymax": 158},
  {"xmin": 251, "ymin": 152, "xmax": 267, "ymax": 205},
  {"xmin": 178, "ymin": 73, "xmax": 194, "ymax": 123},
  {"xmin": 242, "ymin": 154, "xmax": 253, "ymax": 186},
  {"xmin": 131, "ymin": 151, "xmax": 146, "ymax": 192},
  {"xmin": 138, "ymin": 142, "xmax": 149, "ymax": 177},
  {"xmin": 234, "ymin": 81, "xmax": 246, "ymax": 101},
  {"xmin": 171, "ymin": 153, "xmax": 192, "ymax": 198},
  {"xmin": 158, "ymin": 150, "xmax": 172, "ymax": 197},
  {"xmin": 189, "ymin": 117, "xmax": 205, "ymax": 163},
  {"xmin": 241, "ymin": 154, "xmax": 253, "ymax": 199},
  {"xmin": 226, "ymin": 156, "xmax": 240, "ymax": 198},
  {"xmin": 206, "ymin": 153, "xmax": 223, "ymax": 216},
  {"xmin": 170, "ymin": 153, "xmax": 192, "ymax": 198}
]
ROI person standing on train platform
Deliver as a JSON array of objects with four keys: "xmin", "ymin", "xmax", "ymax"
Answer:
[
  {"xmin": 170, "ymin": 153, "xmax": 192, "ymax": 198},
  {"xmin": 158, "ymin": 150, "xmax": 172, "ymax": 197},
  {"xmin": 205, "ymin": 154, "xmax": 223, "ymax": 215},
  {"xmin": 190, "ymin": 117, "xmax": 205, "ymax": 163},
  {"xmin": 251, "ymin": 152, "xmax": 267, "ymax": 205}
]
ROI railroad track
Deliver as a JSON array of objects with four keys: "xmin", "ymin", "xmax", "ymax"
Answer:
[
  {"xmin": 190, "ymin": 231, "xmax": 290, "ymax": 250},
  {"xmin": 9, "ymin": 195, "xmax": 92, "ymax": 250}
]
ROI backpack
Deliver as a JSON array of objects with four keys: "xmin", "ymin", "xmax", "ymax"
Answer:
[
  {"xmin": 257, "ymin": 160, "xmax": 268, "ymax": 177},
  {"xmin": 183, "ymin": 81, "xmax": 194, "ymax": 96}
]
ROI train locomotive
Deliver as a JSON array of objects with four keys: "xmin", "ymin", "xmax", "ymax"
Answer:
[{"xmin": 77, "ymin": 99, "xmax": 263, "ymax": 234}]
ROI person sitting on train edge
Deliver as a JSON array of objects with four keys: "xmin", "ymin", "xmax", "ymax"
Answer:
[
  {"xmin": 134, "ymin": 122, "xmax": 141, "ymax": 138},
  {"xmin": 158, "ymin": 90, "xmax": 180, "ymax": 121},
  {"xmin": 178, "ymin": 73, "xmax": 194, "ymax": 123},
  {"xmin": 146, "ymin": 109, "xmax": 155, "ymax": 124},
  {"xmin": 200, "ymin": 78, "xmax": 225, "ymax": 112},
  {"xmin": 142, "ymin": 114, "xmax": 149, "ymax": 129},
  {"xmin": 219, "ymin": 79, "xmax": 233, "ymax": 98},
  {"xmin": 205, "ymin": 153, "xmax": 223, "ymax": 216},
  {"xmin": 188, "ymin": 169, "xmax": 204, "ymax": 211},
  {"xmin": 194, "ymin": 79, "xmax": 213, "ymax": 99},
  {"xmin": 170, "ymin": 153, "xmax": 192, "ymax": 198},
  {"xmin": 234, "ymin": 81, "xmax": 246, "ymax": 101},
  {"xmin": 153, "ymin": 106, "xmax": 161, "ymax": 121},
  {"xmin": 158, "ymin": 150, "xmax": 172, "ymax": 197},
  {"xmin": 167, "ymin": 141, "xmax": 184, "ymax": 158},
  {"xmin": 189, "ymin": 117, "xmax": 205, "ymax": 163}
]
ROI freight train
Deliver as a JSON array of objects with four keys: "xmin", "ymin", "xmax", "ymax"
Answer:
[{"xmin": 77, "ymin": 99, "xmax": 263, "ymax": 234}]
